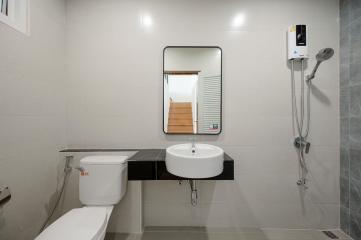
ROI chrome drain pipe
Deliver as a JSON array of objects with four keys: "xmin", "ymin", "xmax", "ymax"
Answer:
[{"xmin": 189, "ymin": 180, "xmax": 197, "ymax": 206}]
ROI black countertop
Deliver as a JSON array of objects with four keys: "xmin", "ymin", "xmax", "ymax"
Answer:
[
  {"xmin": 60, "ymin": 149, "xmax": 234, "ymax": 180},
  {"xmin": 60, "ymin": 149, "xmax": 234, "ymax": 162}
]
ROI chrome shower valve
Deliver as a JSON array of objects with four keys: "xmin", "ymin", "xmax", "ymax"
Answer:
[{"xmin": 294, "ymin": 137, "xmax": 311, "ymax": 154}]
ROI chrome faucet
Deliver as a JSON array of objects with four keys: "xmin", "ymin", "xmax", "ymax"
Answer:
[{"xmin": 191, "ymin": 137, "xmax": 196, "ymax": 154}]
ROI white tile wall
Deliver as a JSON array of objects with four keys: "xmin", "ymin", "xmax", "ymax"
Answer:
[
  {"xmin": 0, "ymin": 0, "xmax": 67, "ymax": 239},
  {"xmin": 65, "ymin": 0, "xmax": 340, "ymax": 230},
  {"xmin": 0, "ymin": 0, "xmax": 340, "ymax": 238}
]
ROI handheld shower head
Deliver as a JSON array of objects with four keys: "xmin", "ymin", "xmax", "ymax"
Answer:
[
  {"xmin": 316, "ymin": 48, "xmax": 334, "ymax": 62},
  {"xmin": 306, "ymin": 48, "xmax": 334, "ymax": 82}
]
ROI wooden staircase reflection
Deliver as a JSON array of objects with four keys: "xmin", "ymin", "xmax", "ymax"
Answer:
[{"xmin": 168, "ymin": 102, "xmax": 193, "ymax": 133}]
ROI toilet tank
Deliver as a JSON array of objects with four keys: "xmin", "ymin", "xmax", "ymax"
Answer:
[{"xmin": 79, "ymin": 155, "xmax": 128, "ymax": 206}]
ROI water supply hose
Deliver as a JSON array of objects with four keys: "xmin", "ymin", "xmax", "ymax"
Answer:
[{"xmin": 38, "ymin": 157, "xmax": 72, "ymax": 234}]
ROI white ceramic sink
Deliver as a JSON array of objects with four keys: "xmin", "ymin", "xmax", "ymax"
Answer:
[{"xmin": 165, "ymin": 143, "xmax": 224, "ymax": 179}]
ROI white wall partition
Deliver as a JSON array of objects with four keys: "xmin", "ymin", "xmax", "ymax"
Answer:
[
  {"xmin": 0, "ymin": 0, "xmax": 67, "ymax": 238},
  {"xmin": 66, "ymin": 0, "xmax": 340, "ymax": 230},
  {"xmin": 0, "ymin": 1, "xmax": 341, "ymax": 238}
]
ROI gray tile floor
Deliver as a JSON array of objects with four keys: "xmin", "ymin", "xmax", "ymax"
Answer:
[{"xmin": 105, "ymin": 227, "xmax": 352, "ymax": 240}]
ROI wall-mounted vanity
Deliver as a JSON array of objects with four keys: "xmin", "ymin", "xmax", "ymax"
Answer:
[
  {"xmin": 59, "ymin": 148, "xmax": 234, "ymax": 232},
  {"xmin": 60, "ymin": 149, "xmax": 234, "ymax": 181}
]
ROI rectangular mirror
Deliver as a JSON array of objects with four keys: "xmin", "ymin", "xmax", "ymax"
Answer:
[{"xmin": 163, "ymin": 46, "xmax": 222, "ymax": 135}]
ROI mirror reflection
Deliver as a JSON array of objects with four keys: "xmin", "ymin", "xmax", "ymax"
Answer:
[{"xmin": 163, "ymin": 47, "xmax": 222, "ymax": 134}]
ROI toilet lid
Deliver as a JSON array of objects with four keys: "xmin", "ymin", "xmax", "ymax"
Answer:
[{"xmin": 36, "ymin": 207, "xmax": 107, "ymax": 240}]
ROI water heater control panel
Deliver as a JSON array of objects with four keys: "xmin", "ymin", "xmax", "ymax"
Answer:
[{"xmin": 288, "ymin": 24, "xmax": 308, "ymax": 60}]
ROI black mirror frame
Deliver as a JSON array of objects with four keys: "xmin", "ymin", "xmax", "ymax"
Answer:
[{"xmin": 162, "ymin": 46, "xmax": 223, "ymax": 135}]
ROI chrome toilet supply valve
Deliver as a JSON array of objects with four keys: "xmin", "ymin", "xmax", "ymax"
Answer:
[
  {"xmin": 0, "ymin": 187, "xmax": 11, "ymax": 206},
  {"xmin": 64, "ymin": 155, "xmax": 74, "ymax": 173},
  {"xmin": 64, "ymin": 155, "xmax": 86, "ymax": 174}
]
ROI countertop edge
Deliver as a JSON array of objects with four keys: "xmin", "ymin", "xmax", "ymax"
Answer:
[{"xmin": 59, "ymin": 149, "xmax": 234, "ymax": 162}]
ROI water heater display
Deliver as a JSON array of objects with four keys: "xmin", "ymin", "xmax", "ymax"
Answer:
[{"xmin": 288, "ymin": 25, "xmax": 308, "ymax": 60}]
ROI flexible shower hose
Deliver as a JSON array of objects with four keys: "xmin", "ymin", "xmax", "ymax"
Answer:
[
  {"xmin": 38, "ymin": 167, "xmax": 70, "ymax": 234},
  {"xmin": 291, "ymin": 59, "xmax": 312, "ymax": 186}
]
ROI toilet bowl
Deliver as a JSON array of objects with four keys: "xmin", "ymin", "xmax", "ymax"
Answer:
[{"xmin": 36, "ymin": 155, "xmax": 128, "ymax": 240}]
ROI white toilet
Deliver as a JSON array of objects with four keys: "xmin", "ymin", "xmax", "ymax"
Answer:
[{"xmin": 36, "ymin": 155, "xmax": 128, "ymax": 240}]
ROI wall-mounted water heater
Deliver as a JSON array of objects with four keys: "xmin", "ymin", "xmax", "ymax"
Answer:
[{"xmin": 288, "ymin": 24, "xmax": 308, "ymax": 60}]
